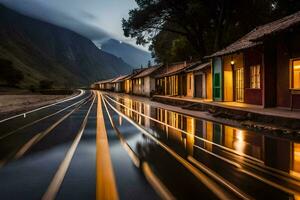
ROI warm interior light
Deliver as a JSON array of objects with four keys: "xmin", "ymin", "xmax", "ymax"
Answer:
[
  {"xmin": 292, "ymin": 60, "xmax": 300, "ymax": 89},
  {"xmin": 236, "ymin": 130, "xmax": 244, "ymax": 141},
  {"xmin": 294, "ymin": 65, "xmax": 300, "ymax": 70},
  {"xmin": 231, "ymin": 60, "xmax": 235, "ymax": 65}
]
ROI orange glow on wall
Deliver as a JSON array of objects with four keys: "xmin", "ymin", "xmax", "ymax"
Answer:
[
  {"xmin": 125, "ymin": 80, "xmax": 132, "ymax": 93},
  {"xmin": 224, "ymin": 71, "xmax": 233, "ymax": 101},
  {"xmin": 223, "ymin": 54, "xmax": 244, "ymax": 102},
  {"xmin": 186, "ymin": 73, "xmax": 194, "ymax": 97},
  {"xmin": 206, "ymin": 71, "xmax": 212, "ymax": 100}
]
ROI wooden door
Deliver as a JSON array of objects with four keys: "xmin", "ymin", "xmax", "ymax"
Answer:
[{"xmin": 194, "ymin": 74, "xmax": 203, "ymax": 98}]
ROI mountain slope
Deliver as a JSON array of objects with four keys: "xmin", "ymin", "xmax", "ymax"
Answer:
[
  {"xmin": 100, "ymin": 39, "xmax": 153, "ymax": 68},
  {"xmin": 0, "ymin": 5, "xmax": 132, "ymax": 88}
]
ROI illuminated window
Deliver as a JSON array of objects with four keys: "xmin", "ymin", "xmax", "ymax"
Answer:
[
  {"xmin": 250, "ymin": 65, "xmax": 260, "ymax": 89},
  {"xmin": 290, "ymin": 59, "xmax": 300, "ymax": 89}
]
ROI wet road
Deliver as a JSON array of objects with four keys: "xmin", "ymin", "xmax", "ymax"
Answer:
[{"xmin": 0, "ymin": 90, "xmax": 300, "ymax": 200}]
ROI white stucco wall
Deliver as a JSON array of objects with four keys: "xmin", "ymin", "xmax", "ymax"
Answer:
[
  {"xmin": 132, "ymin": 76, "xmax": 155, "ymax": 97},
  {"xmin": 143, "ymin": 76, "xmax": 156, "ymax": 97},
  {"xmin": 115, "ymin": 83, "xmax": 122, "ymax": 92}
]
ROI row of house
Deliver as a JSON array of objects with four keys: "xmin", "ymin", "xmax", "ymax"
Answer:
[
  {"xmin": 93, "ymin": 11, "xmax": 300, "ymax": 110},
  {"xmin": 94, "ymin": 61, "xmax": 212, "ymax": 98}
]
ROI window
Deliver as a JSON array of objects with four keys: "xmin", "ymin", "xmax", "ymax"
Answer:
[
  {"xmin": 291, "ymin": 59, "xmax": 300, "ymax": 89},
  {"xmin": 189, "ymin": 76, "xmax": 192, "ymax": 90},
  {"xmin": 250, "ymin": 65, "xmax": 260, "ymax": 89}
]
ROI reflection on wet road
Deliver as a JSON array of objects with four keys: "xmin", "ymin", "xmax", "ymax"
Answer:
[
  {"xmin": 102, "ymin": 93, "xmax": 300, "ymax": 200},
  {"xmin": 0, "ymin": 90, "xmax": 299, "ymax": 200}
]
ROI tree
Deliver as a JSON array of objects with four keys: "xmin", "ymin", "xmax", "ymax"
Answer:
[
  {"xmin": 0, "ymin": 58, "xmax": 24, "ymax": 86},
  {"xmin": 271, "ymin": 0, "xmax": 300, "ymax": 18},
  {"xmin": 123, "ymin": 0, "xmax": 277, "ymax": 59},
  {"xmin": 149, "ymin": 31, "xmax": 176, "ymax": 63},
  {"xmin": 150, "ymin": 31, "xmax": 199, "ymax": 63},
  {"xmin": 123, "ymin": 0, "xmax": 210, "ymax": 56}
]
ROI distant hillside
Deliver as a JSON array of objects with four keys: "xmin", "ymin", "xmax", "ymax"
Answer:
[
  {"xmin": 0, "ymin": 5, "xmax": 132, "ymax": 88},
  {"xmin": 101, "ymin": 39, "xmax": 153, "ymax": 68}
]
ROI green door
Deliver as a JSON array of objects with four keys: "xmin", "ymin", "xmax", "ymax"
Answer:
[{"xmin": 213, "ymin": 57, "xmax": 222, "ymax": 101}]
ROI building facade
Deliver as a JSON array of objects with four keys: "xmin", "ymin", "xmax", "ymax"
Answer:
[
  {"xmin": 132, "ymin": 66, "xmax": 161, "ymax": 97},
  {"xmin": 111, "ymin": 74, "xmax": 129, "ymax": 93},
  {"xmin": 208, "ymin": 11, "xmax": 300, "ymax": 109},
  {"xmin": 155, "ymin": 62, "xmax": 190, "ymax": 96},
  {"xmin": 185, "ymin": 62, "xmax": 212, "ymax": 99},
  {"xmin": 96, "ymin": 78, "xmax": 115, "ymax": 91}
]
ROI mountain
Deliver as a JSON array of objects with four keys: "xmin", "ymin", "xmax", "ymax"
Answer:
[
  {"xmin": 100, "ymin": 39, "xmax": 153, "ymax": 68},
  {"xmin": 0, "ymin": 5, "xmax": 133, "ymax": 88}
]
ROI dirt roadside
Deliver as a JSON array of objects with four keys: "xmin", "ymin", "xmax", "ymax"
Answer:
[{"xmin": 0, "ymin": 91, "xmax": 79, "ymax": 119}]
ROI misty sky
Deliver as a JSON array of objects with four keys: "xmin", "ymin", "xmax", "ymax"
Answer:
[{"xmin": 0, "ymin": 0, "xmax": 147, "ymax": 50}]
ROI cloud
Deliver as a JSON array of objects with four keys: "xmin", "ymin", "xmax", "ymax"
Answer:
[
  {"xmin": 81, "ymin": 10, "xmax": 97, "ymax": 20},
  {"xmin": 0, "ymin": 0, "xmax": 149, "ymax": 51}
]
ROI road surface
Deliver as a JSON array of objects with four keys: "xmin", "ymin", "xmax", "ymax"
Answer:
[{"xmin": 0, "ymin": 90, "xmax": 299, "ymax": 200}]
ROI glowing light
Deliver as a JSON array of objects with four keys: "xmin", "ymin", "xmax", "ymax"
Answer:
[
  {"xmin": 294, "ymin": 195, "xmax": 300, "ymax": 200},
  {"xmin": 231, "ymin": 60, "xmax": 235, "ymax": 65},
  {"xmin": 294, "ymin": 65, "xmax": 300, "ymax": 69},
  {"xmin": 234, "ymin": 129, "xmax": 246, "ymax": 154},
  {"xmin": 236, "ymin": 130, "xmax": 244, "ymax": 141}
]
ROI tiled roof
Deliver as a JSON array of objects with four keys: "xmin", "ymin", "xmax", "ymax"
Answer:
[
  {"xmin": 186, "ymin": 62, "xmax": 211, "ymax": 72},
  {"xmin": 207, "ymin": 10, "xmax": 300, "ymax": 58},
  {"xmin": 96, "ymin": 78, "xmax": 115, "ymax": 84},
  {"xmin": 133, "ymin": 65, "xmax": 161, "ymax": 79},
  {"xmin": 111, "ymin": 74, "xmax": 129, "ymax": 83},
  {"xmin": 155, "ymin": 62, "xmax": 193, "ymax": 78}
]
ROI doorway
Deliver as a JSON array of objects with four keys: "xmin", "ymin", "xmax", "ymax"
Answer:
[
  {"xmin": 235, "ymin": 68, "xmax": 244, "ymax": 102},
  {"xmin": 194, "ymin": 74, "xmax": 203, "ymax": 98}
]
